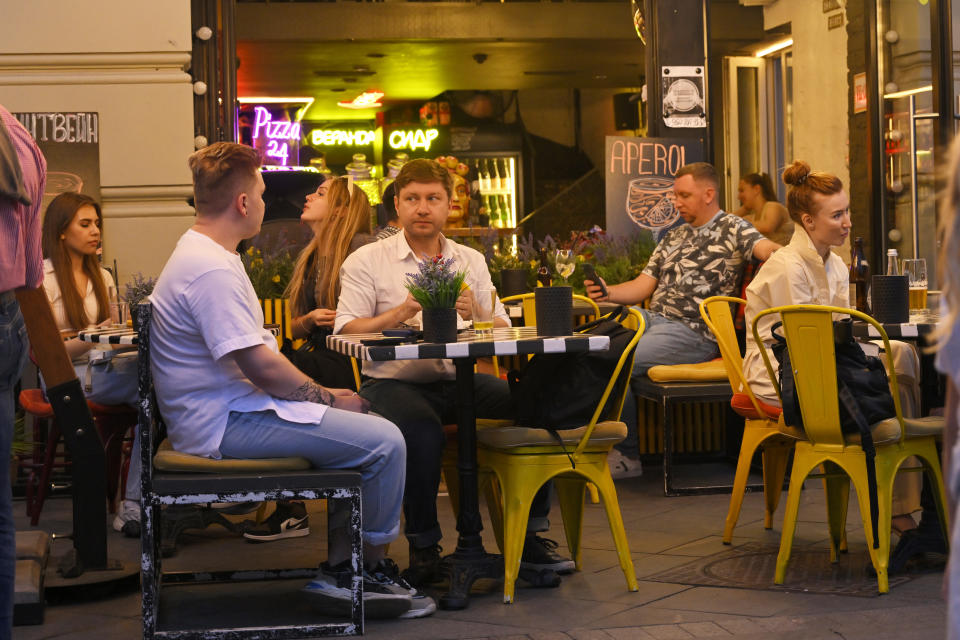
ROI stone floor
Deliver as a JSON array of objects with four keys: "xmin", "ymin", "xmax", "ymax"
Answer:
[{"xmin": 12, "ymin": 464, "xmax": 948, "ymax": 640}]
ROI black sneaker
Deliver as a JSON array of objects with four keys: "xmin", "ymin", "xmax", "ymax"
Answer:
[
  {"xmin": 400, "ymin": 543, "xmax": 444, "ymax": 587},
  {"xmin": 521, "ymin": 535, "xmax": 575, "ymax": 574},
  {"xmin": 303, "ymin": 560, "xmax": 411, "ymax": 619},
  {"xmin": 242, "ymin": 501, "xmax": 309, "ymax": 542},
  {"xmin": 367, "ymin": 558, "xmax": 437, "ymax": 619}
]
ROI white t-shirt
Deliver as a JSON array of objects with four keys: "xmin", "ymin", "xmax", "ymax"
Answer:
[
  {"xmin": 150, "ymin": 229, "xmax": 328, "ymax": 458},
  {"xmin": 335, "ymin": 230, "xmax": 508, "ymax": 383},
  {"xmin": 42, "ymin": 258, "xmax": 116, "ymax": 332}
]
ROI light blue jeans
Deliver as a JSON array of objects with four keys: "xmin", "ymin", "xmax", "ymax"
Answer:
[
  {"xmin": 616, "ymin": 309, "xmax": 719, "ymax": 456},
  {"xmin": 219, "ymin": 408, "xmax": 406, "ymax": 547},
  {"xmin": 0, "ymin": 293, "xmax": 29, "ymax": 639}
]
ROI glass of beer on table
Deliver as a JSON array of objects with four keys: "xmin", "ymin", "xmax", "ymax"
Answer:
[{"xmin": 903, "ymin": 258, "xmax": 927, "ymax": 318}]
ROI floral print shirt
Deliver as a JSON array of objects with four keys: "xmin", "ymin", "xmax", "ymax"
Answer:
[{"xmin": 642, "ymin": 211, "xmax": 763, "ymax": 339}]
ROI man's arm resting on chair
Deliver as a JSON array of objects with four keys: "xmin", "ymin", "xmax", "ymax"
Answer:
[{"xmin": 232, "ymin": 344, "xmax": 366, "ymax": 412}]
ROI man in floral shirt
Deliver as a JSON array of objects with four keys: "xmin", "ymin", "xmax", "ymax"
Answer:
[{"xmin": 587, "ymin": 162, "xmax": 781, "ymax": 475}]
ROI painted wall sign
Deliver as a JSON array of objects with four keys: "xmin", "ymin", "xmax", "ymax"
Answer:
[
  {"xmin": 310, "ymin": 129, "xmax": 376, "ymax": 147},
  {"xmin": 604, "ymin": 136, "xmax": 703, "ymax": 239},
  {"xmin": 388, "ymin": 128, "xmax": 439, "ymax": 152}
]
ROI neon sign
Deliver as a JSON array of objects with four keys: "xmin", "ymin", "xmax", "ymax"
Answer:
[
  {"xmin": 252, "ymin": 105, "xmax": 301, "ymax": 165},
  {"xmin": 388, "ymin": 128, "xmax": 439, "ymax": 152},
  {"xmin": 337, "ymin": 91, "xmax": 385, "ymax": 110},
  {"xmin": 311, "ymin": 129, "xmax": 376, "ymax": 147}
]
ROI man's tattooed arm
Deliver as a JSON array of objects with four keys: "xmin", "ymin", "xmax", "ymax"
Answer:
[{"xmin": 282, "ymin": 380, "xmax": 337, "ymax": 406}]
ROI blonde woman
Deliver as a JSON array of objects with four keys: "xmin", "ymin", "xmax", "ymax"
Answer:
[
  {"xmin": 936, "ymin": 137, "xmax": 960, "ymax": 640},
  {"xmin": 283, "ymin": 176, "xmax": 374, "ymax": 389}
]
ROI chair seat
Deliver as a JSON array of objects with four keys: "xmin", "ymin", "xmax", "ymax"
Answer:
[
  {"xmin": 18, "ymin": 389, "xmax": 53, "ymax": 418},
  {"xmin": 647, "ymin": 359, "xmax": 727, "ymax": 382},
  {"xmin": 844, "ymin": 415, "xmax": 945, "ymax": 446},
  {"xmin": 476, "ymin": 418, "xmax": 627, "ymax": 450},
  {"xmin": 731, "ymin": 392, "xmax": 782, "ymax": 420},
  {"xmin": 153, "ymin": 439, "xmax": 311, "ymax": 473}
]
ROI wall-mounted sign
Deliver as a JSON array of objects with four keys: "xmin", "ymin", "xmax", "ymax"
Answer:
[
  {"xmin": 827, "ymin": 12, "xmax": 844, "ymax": 29},
  {"xmin": 388, "ymin": 128, "xmax": 440, "ymax": 152},
  {"xmin": 604, "ymin": 136, "xmax": 704, "ymax": 239},
  {"xmin": 13, "ymin": 111, "xmax": 102, "ymax": 217},
  {"xmin": 661, "ymin": 66, "xmax": 706, "ymax": 129},
  {"xmin": 252, "ymin": 106, "xmax": 301, "ymax": 165},
  {"xmin": 310, "ymin": 129, "xmax": 376, "ymax": 147},
  {"xmin": 853, "ymin": 72, "xmax": 868, "ymax": 114},
  {"xmin": 822, "ymin": 0, "xmax": 841, "ymax": 12},
  {"xmin": 338, "ymin": 91, "xmax": 384, "ymax": 110}
]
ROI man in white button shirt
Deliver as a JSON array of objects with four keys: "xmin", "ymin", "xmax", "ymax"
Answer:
[{"xmin": 336, "ymin": 159, "xmax": 574, "ymax": 587}]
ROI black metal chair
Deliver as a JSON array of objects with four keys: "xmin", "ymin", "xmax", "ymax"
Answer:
[{"xmin": 137, "ymin": 303, "xmax": 364, "ymax": 639}]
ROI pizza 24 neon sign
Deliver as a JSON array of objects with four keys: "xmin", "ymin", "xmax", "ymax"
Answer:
[{"xmin": 252, "ymin": 106, "xmax": 301, "ymax": 165}]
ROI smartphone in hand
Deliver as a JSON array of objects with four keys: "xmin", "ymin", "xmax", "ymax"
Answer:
[{"xmin": 581, "ymin": 263, "xmax": 608, "ymax": 298}]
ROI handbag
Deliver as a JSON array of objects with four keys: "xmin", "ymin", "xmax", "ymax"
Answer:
[{"xmin": 77, "ymin": 349, "xmax": 139, "ymax": 407}]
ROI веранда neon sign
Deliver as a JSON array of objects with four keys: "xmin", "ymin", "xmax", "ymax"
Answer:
[
  {"xmin": 310, "ymin": 129, "xmax": 375, "ymax": 147},
  {"xmin": 388, "ymin": 128, "xmax": 439, "ymax": 152},
  {"xmin": 252, "ymin": 106, "xmax": 301, "ymax": 165}
]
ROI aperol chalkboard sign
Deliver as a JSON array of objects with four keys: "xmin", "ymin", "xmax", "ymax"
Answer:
[{"xmin": 604, "ymin": 136, "xmax": 703, "ymax": 239}]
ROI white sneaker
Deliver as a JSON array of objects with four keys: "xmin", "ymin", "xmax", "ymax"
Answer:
[
  {"xmin": 608, "ymin": 449, "xmax": 643, "ymax": 479},
  {"xmin": 112, "ymin": 499, "xmax": 141, "ymax": 537}
]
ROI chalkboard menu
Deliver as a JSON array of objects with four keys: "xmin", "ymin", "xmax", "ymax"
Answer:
[
  {"xmin": 13, "ymin": 111, "xmax": 101, "ymax": 217},
  {"xmin": 604, "ymin": 136, "xmax": 703, "ymax": 239}
]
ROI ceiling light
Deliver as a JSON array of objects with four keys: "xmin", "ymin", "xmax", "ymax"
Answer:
[
  {"xmin": 338, "ymin": 91, "xmax": 385, "ymax": 109},
  {"xmin": 884, "ymin": 84, "xmax": 932, "ymax": 99},
  {"xmin": 754, "ymin": 38, "xmax": 793, "ymax": 57}
]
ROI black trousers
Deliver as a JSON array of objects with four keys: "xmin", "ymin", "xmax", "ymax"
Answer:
[{"xmin": 360, "ymin": 374, "xmax": 552, "ymax": 549}]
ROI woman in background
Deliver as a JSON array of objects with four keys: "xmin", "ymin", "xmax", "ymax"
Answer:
[
  {"xmin": 284, "ymin": 176, "xmax": 374, "ymax": 389},
  {"xmin": 935, "ymin": 137, "xmax": 960, "ymax": 640},
  {"xmin": 734, "ymin": 172, "xmax": 794, "ymax": 246},
  {"xmin": 41, "ymin": 192, "xmax": 141, "ymax": 537}
]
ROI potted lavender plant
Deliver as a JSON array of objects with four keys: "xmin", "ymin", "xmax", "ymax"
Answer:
[{"xmin": 405, "ymin": 254, "xmax": 467, "ymax": 344}]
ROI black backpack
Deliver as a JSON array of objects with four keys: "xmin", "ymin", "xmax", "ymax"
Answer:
[
  {"xmin": 508, "ymin": 306, "xmax": 638, "ymax": 430},
  {"xmin": 771, "ymin": 317, "xmax": 896, "ymax": 549}
]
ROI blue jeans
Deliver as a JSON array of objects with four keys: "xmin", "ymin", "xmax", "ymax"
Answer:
[
  {"xmin": 219, "ymin": 408, "xmax": 406, "ymax": 547},
  {"xmin": 616, "ymin": 309, "xmax": 719, "ymax": 456},
  {"xmin": 0, "ymin": 294, "xmax": 28, "ymax": 638}
]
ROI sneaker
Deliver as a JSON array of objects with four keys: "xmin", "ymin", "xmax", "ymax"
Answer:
[
  {"xmin": 112, "ymin": 499, "xmax": 141, "ymax": 538},
  {"xmin": 242, "ymin": 501, "xmax": 309, "ymax": 542},
  {"xmin": 401, "ymin": 543, "xmax": 444, "ymax": 587},
  {"xmin": 303, "ymin": 560, "xmax": 411, "ymax": 619},
  {"xmin": 608, "ymin": 449, "xmax": 643, "ymax": 479},
  {"xmin": 521, "ymin": 535, "xmax": 575, "ymax": 574},
  {"xmin": 368, "ymin": 558, "xmax": 437, "ymax": 619}
]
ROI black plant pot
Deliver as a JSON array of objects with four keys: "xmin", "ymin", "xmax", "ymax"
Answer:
[
  {"xmin": 421, "ymin": 307, "xmax": 459, "ymax": 344},
  {"xmin": 500, "ymin": 268, "xmax": 529, "ymax": 298},
  {"xmin": 534, "ymin": 286, "xmax": 573, "ymax": 336}
]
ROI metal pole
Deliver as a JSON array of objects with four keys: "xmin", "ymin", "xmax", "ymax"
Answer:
[{"xmin": 908, "ymin": 94, "xmax": 919, "ymax": 260}]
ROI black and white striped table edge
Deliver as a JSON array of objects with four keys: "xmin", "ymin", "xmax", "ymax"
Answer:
[
  {"xmin": 77, "ymin": 330, "xmax": 138, "ymax": 345},
  {"xmin": 327, "ymin": 328, "xmax": 610, "ymax": 362},
  {"xmin": 852, "ymin": 322, "xmax": 936, "ymax": 339}
]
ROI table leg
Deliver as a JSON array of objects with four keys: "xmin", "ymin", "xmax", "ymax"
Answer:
[{"xmin": 439, "ymin": 357, "xmax": 503, "ymax": 610}]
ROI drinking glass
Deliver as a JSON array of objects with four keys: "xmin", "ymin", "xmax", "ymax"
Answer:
[
  {"xmin": 555, "ymin": 250, "xmax": 575, "ymax": 284},
  {"xmin": 902, "ymin": 258, "xmax": 928, "ymax": 318},
  {"xmin": 472, "ymin": 288, "xmax": 496, "ymax": 337}
]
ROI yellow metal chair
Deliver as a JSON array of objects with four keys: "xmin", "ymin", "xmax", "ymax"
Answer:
[
  {"xmin": 699, "ymin": 296, "xmax": 799, "ymax": 544},
  {"xmin": 752, "ymin": 304, "xmax": 947, "ymax": 593},
  {"xmin": 476, "ymin": 307, "xmax": 645, "ymax": 602}
]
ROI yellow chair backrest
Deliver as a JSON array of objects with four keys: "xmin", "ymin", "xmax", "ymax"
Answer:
[
  {"xmin": 572, "ymin": 307, "xmax": 646, "ymax": 459},
  {"xmin": 751, "ymin": 304, "xmax": 904, "ymax": 447},
  {"xmin": 500, "ymin": 292, "xmax": 601, "ymax": 328},
  {"xmin": 699, "ymin": 296, "xmax": 767, "ymax": 415}
]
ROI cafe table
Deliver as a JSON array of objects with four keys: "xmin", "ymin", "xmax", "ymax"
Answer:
[
  {"xmin": 327, "ymin": 325, "xmax": 610, "ymax": 610},
  {"xmin": 78, "ymin": 325, "xmax": 139, "ymax": 345}
]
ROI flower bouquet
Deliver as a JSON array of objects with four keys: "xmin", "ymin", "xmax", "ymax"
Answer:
[
  {"xmin": 123, "ymin": 272, "xmax": 157, "ymax": 329},
  {"xmin": 405, "ymin": 255, "xmax": 467, "ymax": 343}
]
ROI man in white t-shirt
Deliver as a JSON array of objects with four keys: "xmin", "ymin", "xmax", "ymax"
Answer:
[
  {"xmin": 336, "ymin": 159, "xmax": 574, "ymax": 587},
  {"xmin": 150, "ymin": 142, "xmax": 433, "ymax": 619}
]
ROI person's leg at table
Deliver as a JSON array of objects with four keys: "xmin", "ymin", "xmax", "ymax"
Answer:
[
  {"xmin": 460, "ymin": 373, "xmax": 576, "ymax": 574},
  {"xmin": 360, "ymin": 378, "xmax": 447, "ymax": 587},
  {"xmin": 611, "ymin": 310, "xmax": 719, "ymax": 478},
  {"xmin": 0, "ymin": 297, "xmax": 29, "ymax": 639},
  {"xmin": 219, "ymin": 407, "xmax": 436, "ymax": 618}
]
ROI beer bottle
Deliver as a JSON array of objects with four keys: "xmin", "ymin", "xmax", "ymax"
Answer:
[
  {"xmin": 850, "ymin": 237, "xmax": 870, "ymax": 313},
  {"xmin": 537, "ymin": 248, "xmax": 552, "ymax": 287}
]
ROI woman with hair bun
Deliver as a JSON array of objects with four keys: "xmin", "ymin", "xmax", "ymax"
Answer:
[
  {"xmin": 734, "ymin": 172, "xmax": 794, "ymax": 246},
  {"xmin": 743, "ymin": 160, "xmax": 924, "ymax": 541}
]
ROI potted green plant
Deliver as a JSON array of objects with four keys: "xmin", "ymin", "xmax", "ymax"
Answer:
[
  {"xmin": 405, "ymin": 254, "xmax": 467, "ymax": 344},
  {"xmin": 241, "ymin": 245, "xmax": 296, "ymax": 341},
  {"xmin": 123, "ymin": 273, "xmax": 157, "ymax": 329},
  {"xmin": 490, "ymin": 250, "xmax": 529, "ymax": 298}
]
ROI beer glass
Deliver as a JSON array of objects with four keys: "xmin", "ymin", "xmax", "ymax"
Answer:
[
  {"xmin": 472, "ymin": 288, "xmax": 496, "ymax": 337},
  {"xmin": 902, "ymin": 258, "xmax": 927, "ymax": 318}
]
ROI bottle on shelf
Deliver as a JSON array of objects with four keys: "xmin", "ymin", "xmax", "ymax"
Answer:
[
  {"xmin": 498, "ymin": 195, "xmax": 511, "ymax": 228},
  {"xmin": 850, "ymin": 237, "xmax": 870, "ymax": 313},
  {"xmin": 479, "ymin": 159, "xmax": 492, "ymax": 192},
  {"xmin": 537, "ymin": 248, "xmax": 552, "ymax": 287},
  {"xmin": 502, "ymin": 157, "xmax": 513, "ymax": 189},
  {"xmin": 491, "ymin": 158, "xmax": 501, "ymax": 191},
  {"xmin": 886, "ymin": 248, "xmax": 900, "ymax": 275}
]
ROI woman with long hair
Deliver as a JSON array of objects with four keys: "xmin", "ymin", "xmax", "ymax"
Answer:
[
  {"xmin": 743, "ymin": 160, "xmax": 923, "ymax": 540},
  {"xmin": 935, "ymin": 137, "xmax": 960, "ymax": 640},
  {"xmin": 734, "ymin": 172, "xmax": 794, "ymax": 246},
  {"xmin": 283, "ymin": 176, "xmax": 373, "ymax": 389}
]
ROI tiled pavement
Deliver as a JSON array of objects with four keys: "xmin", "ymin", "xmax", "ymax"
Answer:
[{"xmin": 13, "ymin": 467, "xmax": 948, "ymax": 639}]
